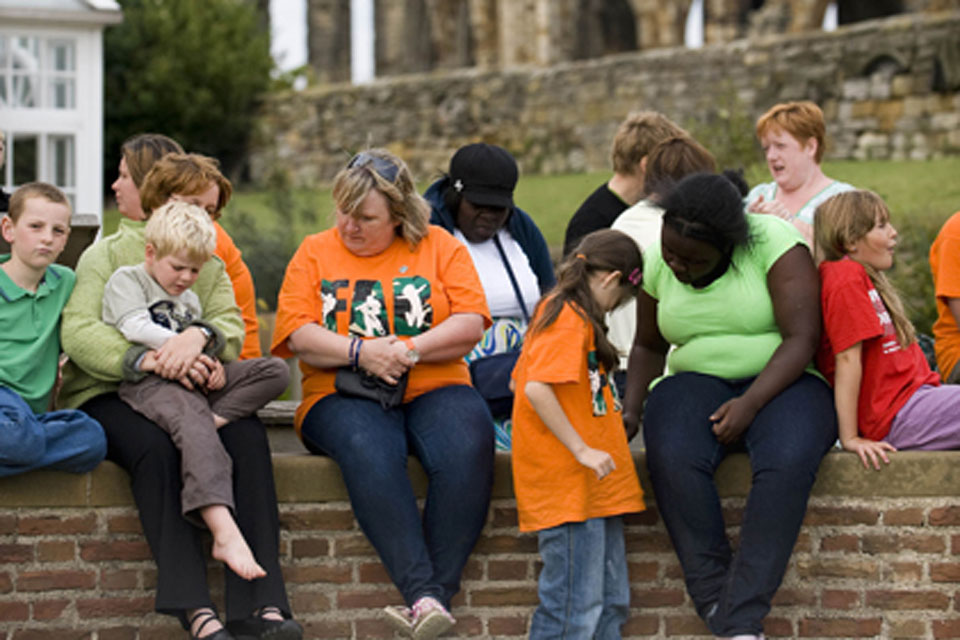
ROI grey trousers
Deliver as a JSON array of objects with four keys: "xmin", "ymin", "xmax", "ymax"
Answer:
[{"xmin": 118, "ymin": 357, "xmax": 289, "ymax": 518}]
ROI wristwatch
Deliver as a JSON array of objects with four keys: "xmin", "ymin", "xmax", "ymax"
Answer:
[
  {"xmin": 197, "ymin": 325, "xmax": 215, "ymax": 346},
  {"xmin": 404, "ymin": 339, "xmax": 420, "ymax": 363}
]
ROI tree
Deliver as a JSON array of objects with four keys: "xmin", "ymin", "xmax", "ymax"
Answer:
[{"xmin": 104, "ymin": 0, "xmax": 272, "ymax": 182}]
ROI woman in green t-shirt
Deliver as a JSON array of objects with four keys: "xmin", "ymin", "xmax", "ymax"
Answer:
[{"xmin": 622, "ymin": 172, "xmax": 837, "ymax": 639}]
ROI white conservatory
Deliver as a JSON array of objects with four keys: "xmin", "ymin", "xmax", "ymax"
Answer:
[{"xmin": 0, "ymin": 0, "xmax": 121, "ymax": 226}]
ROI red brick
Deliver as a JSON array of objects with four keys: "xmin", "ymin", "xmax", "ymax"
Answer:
[
  {"xmin": 803, "ymin": 506, "xmax": 879, "ymax": 526},
  {"xmin": 96, "ymin": 628, "xmax": 138, "ymax": 640},
  {"xmin": 0, "ymin": 514, "xmax": 17, "ymax": 534},
  {"xmin": 488, "ymin": 616, "xmax": 529, "ymax": 635},
  {"xmin": 631, "ymin": 587, "xmax": 685, "ymax": 607},
  {"xmin": 625, "ymin": 531, "xmax": 675, "ymax": 553},
  {"xmin": 492, "ymin": 507, "xmax": 519, "ymax": 528},
  {"xmin": 354, "ymin": 617, "xmax": 396, "ymax": 638},
  {"xmin": 470, "ymin": 585, "xmax": 539, "ymax": 607},
  {"xmin": 866, "ymin": 590, "xmax": 951, "ymax": 610},
  {"xmin": 0, "ymin": 572, "xmax": 12, "ymax": 594},
  {"xmin": 793, "ymin": 532, "xmax": 813, "ymax": 553},
  {"xmin": 664, "ymin": 614, "xmax": 710, "ymax": 636},
  {"xmin": 461, "ymin": 559, "xmax": 483, "ymax": 581},
  {"xmin": 106, "ymin": 514, "xmax": 143, "ymax": 534},
  {"xmin": 0, "ymin": 601, "xmax": 29, "ymax": 621},
  {"xmin": 358, "ymin": 561, "xmax": 391, "ymax": 583},
  {"xmin": 333, "ymin": 534, "xmax": 376, "ymax": 556},
  {"xmin": 12, "ymin": 631, "xmax": 91, "ymax": 640},
  {"xmin": 822, "ymin": 589, "xmax": 860, "ymax": 609},
  {"xmin": 622, "ymin": 614, "xmax": 659, "ymax": 635},
  {"xmin": 932, "ymin": 507, "xmax": 960, "ymax": 526},
  {"xmin": 932, "ymin": 562, "xmax": 960, "ymax": 582},
  {"xmin": 722, "ymin": 506, "xmax": 744, "ymax": 526},
  {"xmin": 474, "ymin": 534, "xmax": 538, "ymax": 554},
  {"xmin": 795, "ymin": 557, "xmax": 879, "ymax": 580},
  {"xmin": 862, "ymin": 533, "xmax": 945, "ymax": 554},
  {"xmin": 289, "ymin": 591, "xmax": 332, "ymax": 614},
  {"xmin": 664, "ymin": 562, "xmax": 684, "ymax": 580},
  {"xmin": 799, "ymin": 617, "xmax": 882, "ymax": 637},
  {"xmin": 884, "ymin": 508, "xmax": 924, "ymax": 526},
  {"xmin": 627, "ymin": 561, "xmax": 659, "ymax": 582},
  {"xmin": 888, "ymin": 618, "xmax": 927, "ymax": 638},
  {"xmin": 449, "ymin": 614, "xmax": 483, "ymax": 636},
  {"xmin": 933, "ymin": 619, "xmax": 960, "ymax": 638},
  {"xmin": 488, "ymin": 560, "xmax": 529, "ymax": 581},
  {"xmin": 820, "ymin": 534, "xmax": 859, "ymax": 552},
  {"xmin": 280, "ymin": 508, "xmax": 356, "ymax": 531},
  {"xmin": 76, "ymin": 596, "xmax": 153, "ymax": 618},
  {"xmin": 283, "ymin": 563, "xmax": 352, "ymax": 584},
  {"xmin": 18, "ymin": 514, "xmax": 96, "ymax": 535},
  {"xmin": 33, "ymin": 599, "xmax": 69, "ymax": 620},
  {"xmin": 18, "ymin": 569, "xmax": 96, "ymax": 591},
  {"xmin": 79, "ymin": 540, "xmax": 151, "ymax": 562},
  {"xmin": 771, "ymin": 588, "xmax": 816, "ymax": 606},
  {"xmin": 36, "ymin": 540, "xmax": 76, "ymax": 562},
  {"xmin": 883, "ymin": 561, "xmax": 923, "ymax": 582},
  {"xmin": 100, "ymin": 569, "xmax": 140, "ymax": 591},
  {"xmin": 336, "ymin": 588, "xmax": 403, "ymax": 609},
  {"xmin": 763, "ymin": 617, "xmax": 795, "ymax": 637},
  {"xmin": 0, "ymin": 543, "xmax": 33, "ymax": 563},
  {"xmin": 290, "ymin": 538, "xmax": 330, "ymax": 558}
]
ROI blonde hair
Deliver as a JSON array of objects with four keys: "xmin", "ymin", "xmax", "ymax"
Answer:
[
  {"xmin": 144, "ymin": 201, "xmax": 217, "ymax": 263},
  {"xmin": 814, "ymin": 190, "xmax": 915, "ymax": 348},
  {"xmin": 139, "ymin": 153, "xmax": 233, "ymax": 219},
  {"xmin": 332, "ymin": 148, "xmax": 429, "ymax": 249},
  {"xmin": 756, "ymin": 101, "xmax": 827, "ymax": 164},
  {"xmin": 610, "ymin": 111, "xmax": 686, "ymax": 175},
  {"xmin": 8, "ymin": 182, "xmax": 71, "ymax": 223}
]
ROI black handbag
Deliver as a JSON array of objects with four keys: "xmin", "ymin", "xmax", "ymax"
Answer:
[
  {"xmin": 468, "ymin": 235, "xmax": 531, "ymax": 419},
  {"xmin": 334, "ymin": 367, "xmax": 408, "ymax": 410}
]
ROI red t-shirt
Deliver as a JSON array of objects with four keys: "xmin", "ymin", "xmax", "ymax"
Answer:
[{"xmin": 816, "ymin": 258, "xmax": 939, "ymax": 441}]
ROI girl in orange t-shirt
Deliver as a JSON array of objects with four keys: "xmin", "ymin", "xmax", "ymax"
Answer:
[{"xmin": 511, "ymin": 229, "xmax": 646, "ymax": 640}]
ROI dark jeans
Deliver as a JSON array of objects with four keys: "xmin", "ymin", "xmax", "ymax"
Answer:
[
  {"xmin": 643, "ymin": 372, "xmax": 836, "ymax": 636},
  {"xmin": 81, "ymin": 393, "xmax": 291, "ymax": 627},
  {"xmin": 301, "ymin": 384, "xmax": 494, "ymax": 608}
]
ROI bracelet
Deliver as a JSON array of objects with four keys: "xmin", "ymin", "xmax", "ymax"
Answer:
[
  {"xmin": 347, "ymin": 337, "xmax": 359, "ymax": 368},
  {"xmin": 353, "ymin": 339, "xmax": 363, "ymax": 369}
]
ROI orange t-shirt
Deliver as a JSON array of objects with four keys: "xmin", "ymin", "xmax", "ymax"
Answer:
[
  {"xmin": 271, "ymin": 226, "xmax": 491, "ymax": 433},
  {"xmin": 214, "ymin": 222, "xmax": 262, "ymax": 360},
  {"xmin": 510, "ymin": 301, "xmax": 645, "ymax": 533},
  {"xmin": 930, "ymin": 211, "xmax": 960, "ymax": 378}
]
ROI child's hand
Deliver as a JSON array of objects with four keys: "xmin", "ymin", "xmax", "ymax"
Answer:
[
  {"xmin": 140, "ymin": 350, "xmax": 158, "ymax": 373},
  {"xmin": 842, "ymin": 436, "xmax": 896, "ymax": 470},
  {"xmin": 153, "ymin": 328, "xmax": 206, "ymax": 380},
  {"xmin": 575, "ymin": 447, "xmax": 616, "ymax": 480},
  {"xmin": 205, "ymin": 357, "xmax": 226, "ymax": 392}
]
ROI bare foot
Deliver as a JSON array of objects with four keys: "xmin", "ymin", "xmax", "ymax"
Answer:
[
  {"xmin": 202, "ymin": 505, "xmax": 266, "ymax": 581},
  {"xmin": 212, "ymin": 413, "xmax": 228, "ymax": 428}
]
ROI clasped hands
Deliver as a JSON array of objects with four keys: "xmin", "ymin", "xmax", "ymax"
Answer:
[
  {"xmin": 139, "ymin": 327, "xmax": 225, "ymax": 392},
  {"xmin": 356, "ymin": 335, "xmax": 418, "ymax": 385}
]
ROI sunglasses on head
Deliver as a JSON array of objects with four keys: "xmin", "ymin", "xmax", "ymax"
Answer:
[{"xmin": 347, "ymin": 151, "xmax": 400, "ymax": 184}]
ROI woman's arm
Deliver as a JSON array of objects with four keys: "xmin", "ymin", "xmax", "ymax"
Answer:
[
  {"xmin": 834, "ymin": 342, "xmax": 895, "ymax": 469},
  {"xmin": 525, "ymin": 380, "xmax": 614, "ymax": 479},
  {"xmin": 286, "ymin": 325, "xmax": 414, "ymax": 385},
  {"xmin": 405, "ymin": 312, "xmax": 484, "ymax": 363},
  {"xmin": 621, "ymin": 290, "xmax": 669, "ymax": 441},
  {"xmin": 710, "ymin": 245, "xmax": 820, "ymax": 444}
]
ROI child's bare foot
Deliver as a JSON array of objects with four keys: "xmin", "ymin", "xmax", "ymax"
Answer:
[
  {"xmin": 201, "ymin": 505, "xmax": 266, "ymax": 581},
  {"xmin": 212, "ymin": 413, "xmax": 228, "ymax": 428}
]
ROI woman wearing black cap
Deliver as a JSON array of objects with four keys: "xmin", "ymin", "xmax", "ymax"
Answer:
[{"xmin": 424, "ymin": 143, "xmax": 555, "ymax": 450}]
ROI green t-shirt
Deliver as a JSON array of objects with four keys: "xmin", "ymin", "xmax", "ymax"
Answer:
[
  {"xmin": 0, "ymin": 257, "xmax": 75, "ymax": 413},
  {"xmin": 642, "ymin": 214, "xmax": 807, "ymax": 381}
]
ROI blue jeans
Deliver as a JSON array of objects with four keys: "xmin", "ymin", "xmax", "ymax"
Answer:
[
  {"xmin": 643, "ymin": 372, "xmax": 836, "ymax": 637},
  {"xmin": 0, "ymin": 386, "xmax": 106, "ymax": 477},
  {"xmin": 301, "ymin": 384, "xmax": 494, "ymax": 608},
  {"xmin": 529, "ymin": 517, "xmax": 629, "ymax": 640}
]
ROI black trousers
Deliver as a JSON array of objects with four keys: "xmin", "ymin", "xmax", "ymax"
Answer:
[{"xmin": 82, "ymin": 393, "xmax": 291, "ymax": 625}]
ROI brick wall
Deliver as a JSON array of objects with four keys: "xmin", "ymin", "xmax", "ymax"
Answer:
[{"xmin": 4, "ymin": 450, "xmax": 960, "ymax": 638}]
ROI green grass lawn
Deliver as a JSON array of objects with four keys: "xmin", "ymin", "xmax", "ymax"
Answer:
[{"xmin": 101, "ymin": 157, "xmax": 960, "ymax": 333}]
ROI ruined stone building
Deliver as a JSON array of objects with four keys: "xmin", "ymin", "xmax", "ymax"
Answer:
[{"xmin": 306, "ymin": 0, "xmax": 960, "ymax": 84}]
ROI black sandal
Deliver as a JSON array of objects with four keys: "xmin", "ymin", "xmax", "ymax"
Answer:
[
  {"xmin": 226, "ymin": 606, "xmax": 303, "ymax": 640},
  {"xmin": 189, "ymin": 609, "xmax": 235, "ymax": 640}
]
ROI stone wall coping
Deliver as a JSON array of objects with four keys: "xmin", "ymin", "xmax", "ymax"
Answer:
[{"xmin": 2, "ymin": 448, "xmax": 960, "ymax": 509}]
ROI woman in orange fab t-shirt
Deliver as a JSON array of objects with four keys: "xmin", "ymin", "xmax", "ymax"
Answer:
[
  {"xmin": 511, "ymin": 229, "xmax": 645, "ymax": 640},
  {"xmin": 272, "ymin": 149, "xmax": 493, "ymax": 640}
]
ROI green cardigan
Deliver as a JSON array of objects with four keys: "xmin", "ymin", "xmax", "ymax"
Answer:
[{"xmin": 58, "ymin": 218, "xmax": 244, "ymax": 410}]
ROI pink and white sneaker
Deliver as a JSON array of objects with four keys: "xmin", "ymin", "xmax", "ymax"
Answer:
[
  {"xmin": 410, "ymin": 596, "xmax": 455, "ymax": 640},
  {"xmin": 382, "ymin": 605, "xmax": 414, "ymax": 636}
]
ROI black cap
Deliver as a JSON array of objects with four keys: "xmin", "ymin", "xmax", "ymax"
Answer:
[{"xmin": 449, "ymin": 143, "xmax": 518, "ymax": 209}]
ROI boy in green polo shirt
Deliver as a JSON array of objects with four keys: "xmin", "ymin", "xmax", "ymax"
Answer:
[{"xmin": 0, "ymin": 182, "xmax": 105, "ymax": 477}]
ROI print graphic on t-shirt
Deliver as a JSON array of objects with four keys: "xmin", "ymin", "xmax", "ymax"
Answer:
[
  {"xmin": 867, "ymin": 286, "xmax": 899, "ymax": 354},
  {"xmin": 588, "ymin": 351, "xmax": 607, "ymax": 416},
  {"xmin": 393, "ymin": 276, "xmax": 433, "ymax": 335},
  {"xmin": 349, "ymin": 280, "xmax": 389, "ymax": 337},
  {"xmin": 320, "ymin": 279, "xmax": 348, "ymax": 331},
  {"xmin": 609, "ymin": 375, "xmax": 622, "ymax": 413},
  {"xmin": 149, "ymin": 299, "xmax": 195, "ymax": 333}
]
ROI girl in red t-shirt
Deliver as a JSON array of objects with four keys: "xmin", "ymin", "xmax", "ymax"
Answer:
[
  {"xmin": 814, "ymin": 190, "xmax": 957, "ymax": 471},
  {"xmin": 511, "ymin": 229, "xmax": 645, "ymax": 640}
]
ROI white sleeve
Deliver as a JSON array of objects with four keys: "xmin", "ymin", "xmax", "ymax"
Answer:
[
  {"xmin": 102, "ymin": 268, "xmax": 175, "ymax": 349},
  {"xmin": 116, "ymin": 311, "xmax": 177, "ymax": 350}
]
